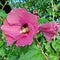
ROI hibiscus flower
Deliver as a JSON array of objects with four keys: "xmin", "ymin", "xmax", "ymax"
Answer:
[
  {"xmin": 1, "ymin": 8, "xmax": 39, "ymax": 46},
  {"xmin": 39, "ymin": 21, "xmax": 60, "ymax": 41}
]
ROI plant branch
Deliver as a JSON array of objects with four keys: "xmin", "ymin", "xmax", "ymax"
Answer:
[
  {"xmin": 35, "ymin": 37, "xmax": 48, "ymax": 60},
  {"xmin": 51, "ymin": 0, "xmax": 56, "ymax": 40},
  {"xmin": 51, "ymin": 0, "xmax": 54, "ymax": 21},
  {"xmin": 2, "ymin": 1, "xmax": 8, "ymax": 10}
]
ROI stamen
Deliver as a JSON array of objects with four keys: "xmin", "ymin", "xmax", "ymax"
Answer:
[{"xmin": 20, "ymin": 27, "xmax": 29, "ymax": 34}]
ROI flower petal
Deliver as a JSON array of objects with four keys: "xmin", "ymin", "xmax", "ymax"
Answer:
[
  {"xmin": 43, "ymin": 32, "xmax": 55, "ymax": 41},
  {"xmin": 3, "ymin": 19, "xmax": 9, "ymax": 25},
  {"xmin": 28, "ymin": 23, "xmax": 36, "ymax": 36},
  {"xmin": 6, "ymin": 35, "xmax": 16, "ymax": 46},
  {"xmin": 16, "ymin": 35, "xmax": 33, "ymax": 46},
  {"xmin": 1, "ymin": 25, "xmax": 20, "ymax": 38},
  {"xmin": 7, "ymin": 8, "xmax": 26, "ymax": 25}
]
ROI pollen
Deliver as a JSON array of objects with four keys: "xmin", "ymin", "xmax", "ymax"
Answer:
[{"xmin": 20, "ymin": 27, "xmax": 29, "ymax": 34}]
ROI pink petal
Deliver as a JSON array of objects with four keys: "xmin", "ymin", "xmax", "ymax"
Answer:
[
  {"xmin": 57, "ymin": 23, "xmax": 60, "ymax": 28},
  {"xmin": 7, "ymin": 8, "xmax": 26, "ymax": 25},
  {"xmin": 28, "ymin": 23, "xmax": 36, "ymax": 36},
  {"xmin": 6, "ymin": 35, "xmax": 16, "ymax": 46},
  {"xmin": 16, "ymin": 35, "xmax": 33, "ymax": 46},
  {"xmin": 43, "ymin": 32, "xmax": 55, "ymax": 41},
  {"xmin": 3, "ymin": 19, "xmax": 9, "ymax": 25},
  {"xmin": 1, "ymin": 25, "xmax": 20, "ymax": 38},
  {"xmin": 7, "ymin": 13, "xmax": 20, "ymax": 25}
]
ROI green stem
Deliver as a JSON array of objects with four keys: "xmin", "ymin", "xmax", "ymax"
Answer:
[
  {"xmin": 2, "ymin": 1, "xmax": 8, "ymax": 10},
  {"xmin": 51, "ymin": 0, "xmax": 54, "ymax": 21},
  {"xmin": 51, "ymin": 0, "xmax": 56, "ymax": 40},
  {"xmin": 35, "ymin": 37, "xmax": 48, "ymax": 60}
]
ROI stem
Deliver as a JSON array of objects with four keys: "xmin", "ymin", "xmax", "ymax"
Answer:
[
  {"xmin": 51, "ymin": 0, "xmax": 56, "ymax": 40},
  {"xmin": 2, "ymin": 1, "xmax": 8, "ymax": 10},
  {"xmin": 51, "ymin": 0, "xmax": 54, "ymax": 21},
  {"xmin": 35, "ymin": 37, "xmax": 48, "ymax": 60}
]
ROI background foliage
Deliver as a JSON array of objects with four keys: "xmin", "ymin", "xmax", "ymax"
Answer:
[{"xmin": 0, "ymin": 0, "xmax": 60, "ymax": 60}]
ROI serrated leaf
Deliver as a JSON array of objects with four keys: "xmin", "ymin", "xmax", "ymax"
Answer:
[{"xmin": 18, "ymin": 45, "xmax": 45, "ymax": 60}]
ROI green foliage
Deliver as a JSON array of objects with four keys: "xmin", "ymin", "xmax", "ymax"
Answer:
[
  {"xmin": 6, "ymin": 56, "xmax": 18, "ymax": 60},
  {"xmin": 0, "ymin": 47, "xmax": 6, "ymax": 56},
  {"xmin": 45, "ymin": 41, "xmax": 59, "ymax": 60},
  {"xmin": 52, "ymin": 40, "xmax": 60, "ymax": 52},
  {"xmin": 18, "ymin": 45, "xmax": 45, "ymax": 60},
  {"xmin": 0, "ymin": 20, "xmax": 2, "ymax": 25},
  {"xmin": 0, "ymin": 10, "xmax": 7, "ymax": 18},
  {"xmin": 38, "ymin": 18, "xmax": 49, "ymax": 24}
]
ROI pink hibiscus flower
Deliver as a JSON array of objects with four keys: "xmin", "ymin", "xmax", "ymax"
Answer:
[
  {"xmin": 39, "ymin": 21, "xmax": 60, "ymax": 41},
  {"xmin": 1, "ymin": 8, "xmax": 39, "ymax": 46}
]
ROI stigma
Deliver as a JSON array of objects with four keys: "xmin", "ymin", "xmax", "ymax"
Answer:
[{"xmin": 20, "ymin": 27, "xmax": 29, "ymax": 34}]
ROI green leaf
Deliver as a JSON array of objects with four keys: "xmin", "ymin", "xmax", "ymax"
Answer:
[
  {"xmin": 0, "ymin": 40, "xmax": 4, "ymax": 47},
  {"xmin": 45, "ymin": 42, "xmax": 59, "ymax": 60},
  {"xmin": 58, "ymin": 3, "xmax": 60, "ymax": 8},
  {"xmin": 46, "ymin": 8, "xmax": 52, "ymax": 15},
  {"xmin": 56, "ymin": 35, "xmax": 60, "ymax": 40},
  {"xmin": 0, "ymin": 47, "xmax": 6, "ymax": 56},
  {"xmin": 52, "ymin": 41, "xmax": 60, "ymax": 52},
  {"xmin": 0, "ymin": 30, "xmax": 2, "ymax": 39},
  {"xmin": 38, "ymin": 18, "xmax": 49, "ymax": 24},
  {"xmin": 36, "ymin": 32, "xmax": 43, "ymax": 38},
  {"xmin": 6, "ymin": 56, "xmax": 18, "ymax": 60},
  {"xmin": 0, "ymin": 20, "xmax": 3, "ymax": 25},
  {"xmin": 18, "ymin": 45, "xmax": 45, "ymax": 60},
  {"xmin": 0, "ymin": 10, "xmax": 7, "ymax": 18},
  {"xmin": 49, "ymin": 54, "xmax": 58, "ymax": 60},
  {"xmin": 45, "ymin": 42, "xmax": 55, "ymax": 55},
  {"xmin": 0, "ymin": 2, "xmax": 3, "ymax": 6}
]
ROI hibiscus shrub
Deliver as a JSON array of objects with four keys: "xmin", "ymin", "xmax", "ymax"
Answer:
[{"xmin": 0, "ymin": 0, "xmax": 60, "ymax": 60}]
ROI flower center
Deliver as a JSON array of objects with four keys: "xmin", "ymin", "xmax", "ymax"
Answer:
[{"xmin": 20, "ymin": 24, "xmax": 29, "ymax": 34}]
